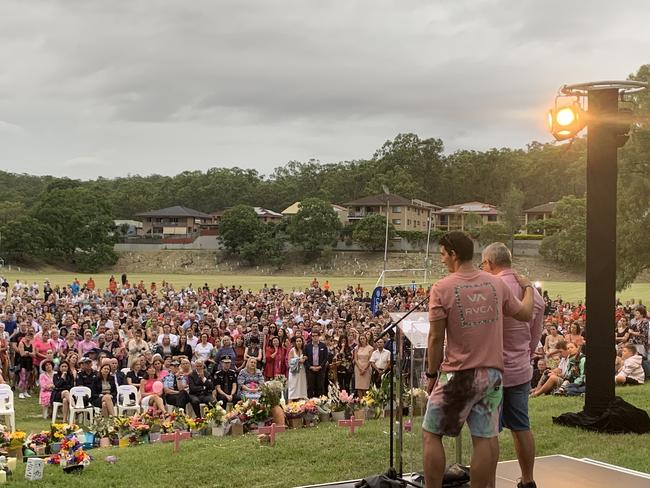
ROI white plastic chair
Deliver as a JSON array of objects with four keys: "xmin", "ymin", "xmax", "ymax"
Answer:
[
  {"xmin": 0, "ymin": 384, "xmax": 11, "ymax": 391},
  {"xmin": 69, "ymin": 386, "xmax": 93, "ymax": 425},
  {"xmin": 0, "ymin": 389, "xmax": 16, "ymax": 432},
  {"xmin": 121, "ymin": 368, "xmax": 131, "ymax": 375},
  {"xmin": 116, "ymin": 385, "xmax": 140, "ymax": 416},
  {"xmin": 51, "ymin": 401, "xmax": 64, "ymax": 423}
]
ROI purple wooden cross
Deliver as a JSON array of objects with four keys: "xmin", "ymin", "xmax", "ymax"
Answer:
[
  {"xmin": 258, "ymin": 423, "xmax": 286, "ymax": 445},
  {"xmin": 338, "ymin": 415, "xmax": 364, "ymax": 434}
]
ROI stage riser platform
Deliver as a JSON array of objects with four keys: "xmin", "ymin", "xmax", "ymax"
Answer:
[{"xmin": 296, "ymin": 455, "xmax": 650, "ymax": 488}]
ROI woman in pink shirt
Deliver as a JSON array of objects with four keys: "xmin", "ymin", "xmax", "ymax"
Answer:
[{"xmin": 77, "ymin": 330, "xmax": 98, "ymax": 357}]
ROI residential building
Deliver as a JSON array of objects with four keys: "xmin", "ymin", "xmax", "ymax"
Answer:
[
  {"xmin": 211, "ymin": 206, "xmax": 283, "ymax": 226},
  {"xmin": 254, "ymin": 207, "xmax": 283, "ymax": 223},
  {"xmin": 135, "ymin": 206, "xmax": 214, "ymax": 237},
  {"xmin": 342, "ymin": 194, "xmax": 440, "ymax": 231},
  {"xmin": 524, "ymin": 202, "xmax": 556, "ymax": 234},
  {"xmin": 114, "ymin": 219, "xmax": 143, "ymax": 236},
  {"xmin": 437, "ymin": 201, "xmax": 499, "ymax": 231},
  {"xmin": 282, "ymin": 201, "xmax": 349, "ymax": 225}
]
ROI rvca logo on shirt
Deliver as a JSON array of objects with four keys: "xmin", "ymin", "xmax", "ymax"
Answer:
[{"xmin": 454, "ymin": 282, "xmax": 500, "ymax": 328}]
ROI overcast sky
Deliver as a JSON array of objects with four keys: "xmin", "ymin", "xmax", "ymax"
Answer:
[{"xmin": 1, "ymin": 0, "xmax": 649, "ymax": 180}]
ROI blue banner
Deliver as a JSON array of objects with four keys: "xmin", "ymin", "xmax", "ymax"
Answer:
[{"xmin": 370, "ymin": 286, "xmax": 382, "ymax": 316}]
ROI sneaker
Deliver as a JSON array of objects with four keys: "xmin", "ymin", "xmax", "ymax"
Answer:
[
  {"xmin": 517, "ymin": 481, "xmax": 537, "ymax": 488},
  {"xmin": 24, "ymin": 392, "xmax": 32, "ymax": 398},
  {"xmin": 18, "ymin": 393, "xmax": 25, "ymax": 399}
]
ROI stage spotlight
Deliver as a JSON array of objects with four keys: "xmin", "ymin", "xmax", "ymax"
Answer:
[{"xmin": 548, "ymin": 101, "xmax": 587, "ymax": 141}]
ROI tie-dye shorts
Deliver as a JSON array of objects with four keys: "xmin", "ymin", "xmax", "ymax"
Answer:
[{"xmin": 422, "ymin": 367, "xmax": 503, "ymax": 438}]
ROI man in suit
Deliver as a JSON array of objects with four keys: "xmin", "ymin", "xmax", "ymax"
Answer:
[{"xmin": 305, "ymin": 330, "xmax": 329, "ymax": 397}]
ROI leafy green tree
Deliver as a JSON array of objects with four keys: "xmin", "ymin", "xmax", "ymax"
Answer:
[
  {"xmin": 219, "ymin": 205, "xmax": 263, "ymax": 254},
  {"xmin": 286, "ymin": 198, "xmax": 341, "ymax": 260},
  {"xmin": 539, "ymin": 195, "xmax": 586, "ymax": 267},
  {"xmin": 0, "ymin": 217, "xmax": 51, "ymax": 262},
  {"xmin": 353, "ymin": 214, "xmax": 394, "ymax": 250},
  {"xmin": 477, "ymin": 223, "xmax": 510, "ymax": 247},
  {"xmin": 239, "ymin": 224, "xmax": 286, "ymax": 267},
  {"xmin": 31, "ymin": 187, "xmax": 116, "ymax": 264},
  {"xmin": 500, "ymin": 186, "xmax": 525, "ymax": 252}
]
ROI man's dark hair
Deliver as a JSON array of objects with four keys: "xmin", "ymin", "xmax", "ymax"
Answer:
[{"xmin": 439, "ymin": 231, "xmax": 474, "ymax": 263}]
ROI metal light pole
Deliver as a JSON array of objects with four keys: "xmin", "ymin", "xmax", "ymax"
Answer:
[
  {"xmin": 424, "ymin": 209, "xmax": 433, "ymax": 284},
  {"xmin": 553, "ymin": 80, "xmax": 647, "ymax": 417},
  {"xmin": 382, "ymin": 185, "xmax": 390, "ymax": 287}
]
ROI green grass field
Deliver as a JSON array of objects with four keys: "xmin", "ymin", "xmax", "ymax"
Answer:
[
  {"xmin": 5, "ymin": 384, "xmax": 650, "ymax": 487},
  {"xmin": 2, "ymin": 271, "xmax": 650, "ymax": 303}
]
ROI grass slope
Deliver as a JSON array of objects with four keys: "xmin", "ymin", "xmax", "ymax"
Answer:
[
  {"xmin": 2, "ymin": 271, "xmax": 650, "ymax": 302},
  {"xmin": 7, "ymin": 384, "xmax": 650, "ymax": 487}
]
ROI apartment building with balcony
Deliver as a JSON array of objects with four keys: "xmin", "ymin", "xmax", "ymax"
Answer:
[{"xmin": 342, "ymin": 194, "xmax": 440, "ymax": 231}]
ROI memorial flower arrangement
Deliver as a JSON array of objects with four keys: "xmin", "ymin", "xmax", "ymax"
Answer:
[
  {"xmin": 314, "ymin": 396, "xmax": 331, "ymax": 415},
  {"xmin": 186, "ymin": 416, "xmax": 207, "ymax": 431},
  {"xmin": 47, "ymin": 434, "xmax": 91, "ymax": 472},
  {"xmin": 50, "ymin": 423, "xmax": 79, "ymax": 441},
  {"xmin": 260, "ymin": 379, "xmax": 285, "ymax": 408},
  {"xmin": 283, "ymin": 401, "xmax": 305, "ymax": 419},
  {"xmin": 302, "ymin": 399, "xmax": 318, "ymax": 416},
  {"xmin": 26, "ymin": 431, "xmax": 51, "ymax": 451},
  {"xmin": 203, "ymin": 403, "xmax": 227, "ymax": 427},
  {"xmin": 328, "ymin": 383, "xmax": 353, "ymax": 413},
  {"xmin": 224, "ymin": 401, "xmax": 251, "ymax": 425},
  {"xmin": 0, "ymin": 428, "xmax": 26, "ymax": 450}
]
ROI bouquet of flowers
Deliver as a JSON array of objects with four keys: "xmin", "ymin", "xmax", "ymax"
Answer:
[
  {"xmin": 314, "ymin": 396, "xmax": 331, "ymax": 415},
  {"xmin": 0, "ymin": 427, "xmax": 26, "ymax": 450},
  {"xmin": 27, "ymin": 431, "xmax": 51, "ymax": 452},
  {"xmin": 186, "ymin": 417, "xmax": 207, "ymax": 431},
  {"xmin": 127, "ymin": 413, "xmax": 151, "ymax": 444},
  {"xmin": 302, "ymin": 399, "xmax": 318, "ymax": 415},
  {"xmin": 112, "ymin": 416, "xmax": 131, "ymax": 439},
  {"xmin": 224, "ymin": 401, "xmax": 251, "ymax": 426},
  {"xmin": 408, "ymin": 388, "xmax": 428, "ymax": 408},
  {"xmin": 327, "ymin": 383, "xmax": 348, "ymax": 413},
  {"xmin": 50, "ymin": 423, "xmax": 79, "ymax": 441},
  {"xmin": 362, "ymin": 385, "xmax": 387, "ymax": 419},
  {"xmin": 260, "ymin": 379, "xmax": 285, "ymax": 408},
  {"xmin": 283, "ymin": 401, "xmax": 305, "ymax": 419},
  {"xmin": 89, "ymin": 417, "xmax": 115, "ymax": 440},
  {"xmin": 203, "ymin": 403, "xmax": 227, "ymax": 427},
  {"xmin": 246, "ymin": 399, "xmax": 270, "ymax": 426},
  {"xmin": 48, "ymin": 434, "xmax": 91, "ymax": 472}
]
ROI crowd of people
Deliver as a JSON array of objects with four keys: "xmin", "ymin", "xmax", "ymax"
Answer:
[
  {"xmin": 0, "ymin": 274, "xmax": 419, "ymax": 422},
  {"xmin": 529, "ymin": 293, "xmax": 648, "ymax": 397}
]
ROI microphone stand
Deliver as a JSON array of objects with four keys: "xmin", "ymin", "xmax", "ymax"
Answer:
[{"xmin": 374, "ymin": 294, "xmax": 430, "ymax": 487}]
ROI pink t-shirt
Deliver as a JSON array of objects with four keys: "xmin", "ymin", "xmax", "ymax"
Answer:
[
  {"xmin": 498, "ymin": 269, "xmax": 545, "ymax": 387},
  {"xmin": 429, "ymin": 270, "xmax": 522, "ymax": 372}
]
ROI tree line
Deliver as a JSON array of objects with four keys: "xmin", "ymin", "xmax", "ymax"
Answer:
[{"xmin": 0, "ymin": 65, "xmax": 647, "ymax": 287}]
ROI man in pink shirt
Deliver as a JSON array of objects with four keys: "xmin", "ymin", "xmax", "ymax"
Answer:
[
  {"xmin": 482, "ymin": 242, "xmax": 544, "ymax": 488},
  {"xmin": 423, "ymin": 232, "xmax": 535, "ymax": 488}
]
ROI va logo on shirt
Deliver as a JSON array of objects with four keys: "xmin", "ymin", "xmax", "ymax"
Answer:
[{"xmin": 454, "ymin": 282, "xmax": 500, "ymax": 328}]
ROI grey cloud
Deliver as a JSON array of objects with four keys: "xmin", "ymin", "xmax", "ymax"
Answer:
[{"xmin": 0, "ymin": 0, "xmax": 648, "ymax": 178}]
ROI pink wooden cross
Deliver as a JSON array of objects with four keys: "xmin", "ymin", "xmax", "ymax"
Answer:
[
  {"xmin": 258, "ymin": 423, "xmax": 286, "ymax": 445},
  {"xmin": 338, "ymin": 415, "xmax": 364, "ymax": 434},
  {"xmin": 173, "ymin": 430, "xmax": 181, "ymax": 453}
]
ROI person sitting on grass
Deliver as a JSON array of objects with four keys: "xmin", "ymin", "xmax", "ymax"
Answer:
[
  {"xmin": 530, "ymin": 340, "xmax": 570, "ymax": 397},
  {"xmin": 554, "ymin": 342, "xmax": 585, "ymax": 396},
  {"xmin": 615, "ymin": 344, "xmax": 645, "ymax": 386}
]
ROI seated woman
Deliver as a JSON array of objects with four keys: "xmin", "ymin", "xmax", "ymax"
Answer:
[
  {"xmin": 126, "ymin": 357, "xmax": 145, "ymax": 387},
  {"xmin": 139, "ymin": 363, "xmax": 165, "ymax": 413},
  {"xmin": 615, "ymin": 344, "xmax": 645, "ymax": 385},
  {"xmin": 556, "ymin": 343, "xmax": 586, "ymax": 396},
  {"xmin": 52, "ymin": 360, "xmax": 75, "ymax": 420},
  {"xmin": 92, "ymin": 362, "xmax": 117, "ymax": 417},
  {"xmin": 39, "ymin": 359, "xmax": 55, "ymax": 419},
  {"xmin": 531, "ymin": 340, "xmax": 570, "ymax": 397},
  {"xmin": 237, "ymin": 357, "xmax": 265, "ymax": 401}
]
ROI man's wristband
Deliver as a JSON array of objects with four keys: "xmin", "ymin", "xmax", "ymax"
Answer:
[{"xmin": 425, "ymin": 371, "xmax": 437, "ymax": 379}]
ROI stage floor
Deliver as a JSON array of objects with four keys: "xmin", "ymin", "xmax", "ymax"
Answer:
[{"xmin": 296, "ymin": 455, "xmax": 650, "ymax": 488}]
